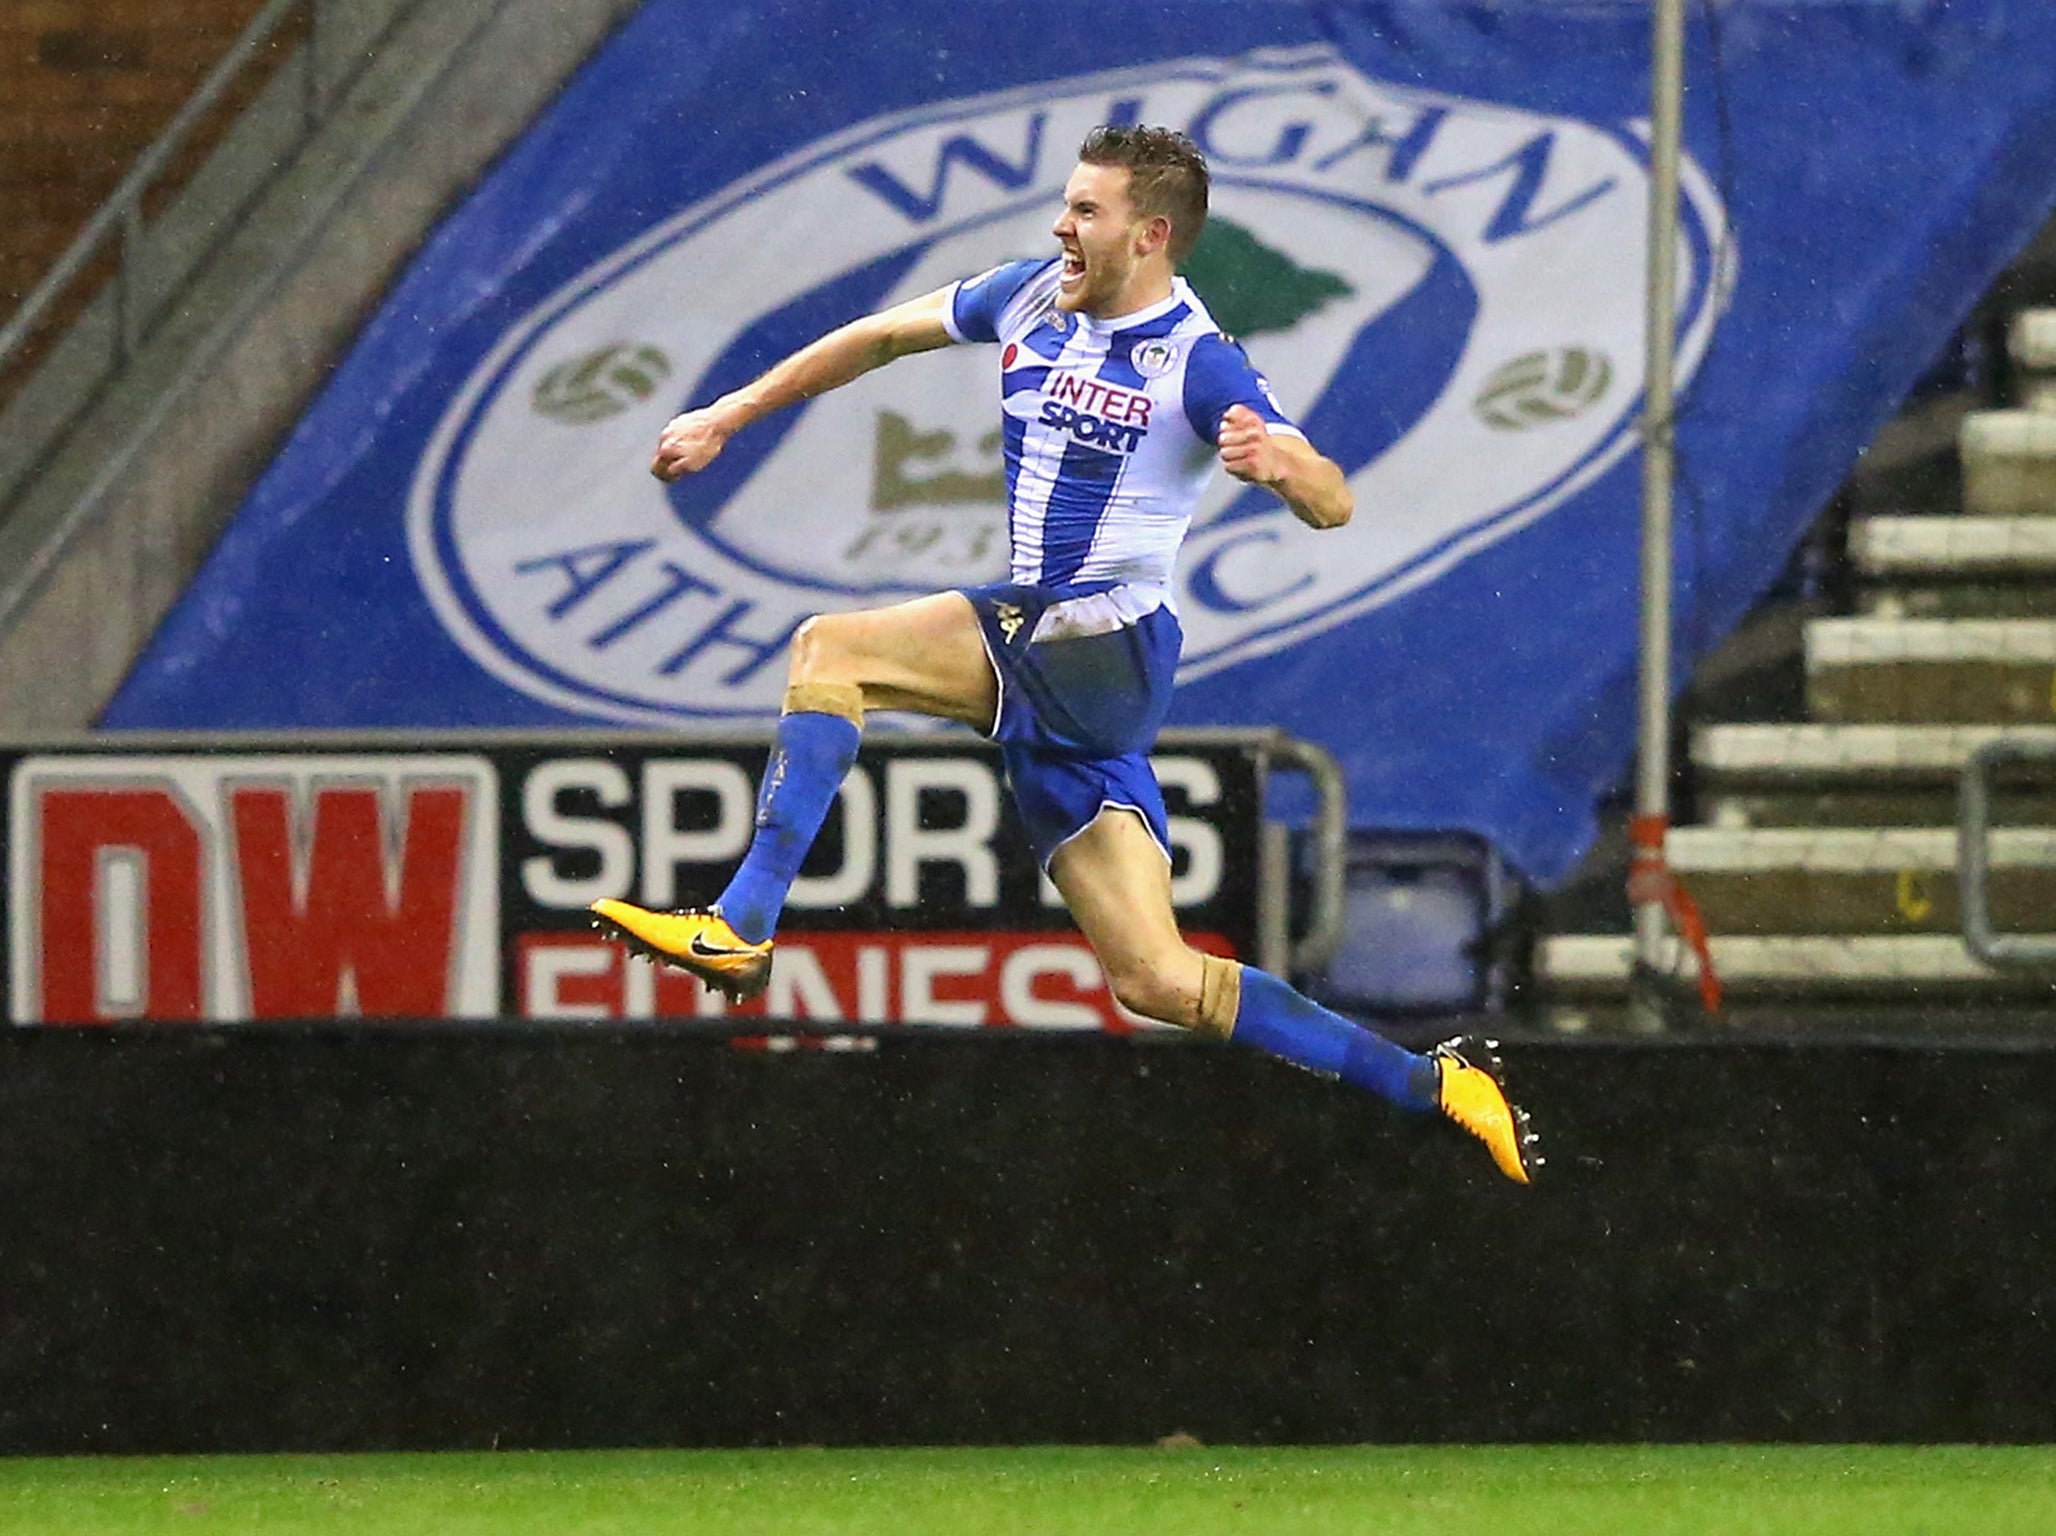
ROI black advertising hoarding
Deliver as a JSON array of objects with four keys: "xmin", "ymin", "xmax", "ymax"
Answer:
[
  {"xmin": 1, "ymin": 733, "xmax": 1272, "ymax": 1027},
  {"xmin": 500, "ymin": 736, "xmax": 1262, "ymax": 1029}
]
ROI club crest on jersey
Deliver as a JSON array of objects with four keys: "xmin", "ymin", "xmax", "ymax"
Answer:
[
  {"xmin": 409, "ymin": 47, "xmax": 1730, "ymax": 723},
  {"xmin": 1132, "ymin": 339, "xmax": 1180, "ymax": 379}
]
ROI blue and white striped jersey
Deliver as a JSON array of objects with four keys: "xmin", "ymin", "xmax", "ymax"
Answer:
[{"xmin": 945, "ymin": 258, "xmax": 1304, "ymax": 604}]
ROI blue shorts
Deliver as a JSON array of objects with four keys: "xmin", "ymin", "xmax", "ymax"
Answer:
[{"xmin": 960, "ymin": 581, "xmax": 1182, "ymax": 868}]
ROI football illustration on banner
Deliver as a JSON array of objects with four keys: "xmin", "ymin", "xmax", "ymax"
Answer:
[{"xmin": 409, "ymin": 46, "xmax": 1728, "ymax": 725}]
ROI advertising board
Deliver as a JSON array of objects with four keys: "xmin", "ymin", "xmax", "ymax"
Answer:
[{"xmin": 2, "ymin": 734, "xmax": 1271, "ymax": 1027}]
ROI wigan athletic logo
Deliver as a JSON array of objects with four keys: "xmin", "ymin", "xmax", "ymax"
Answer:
[{"xmin": 409, "ymin": 48, "xmax": 1730, "ymax": 722}]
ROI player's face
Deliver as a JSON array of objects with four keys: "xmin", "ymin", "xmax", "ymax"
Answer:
[{"xmin": 1051, "ymin": 162, "xmax": 1160, "ymax": 317}]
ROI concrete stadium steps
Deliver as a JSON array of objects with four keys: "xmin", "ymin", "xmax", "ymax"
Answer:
[
  {"xmin": 1537, "ymin": 932, "xmax": 2056, "ymax": 1007},
  {"xmin": 1852, "ymin": 515, "xmax": 2056, "ymax": 618},
  {"xmin": 1665, "ymin": 824, "xmax": 2056, "ymax": 934},
  {"xmin": 1533, "ymin": 299, "xmax": 2056, "ymax": 1029},
  {"xmin": 1961, "ymin": 409, "xmax": 2056, "ymax": 515},
  {"xmin": 1853, "ymin": 515, "xmax": 2056, "ymax": 575},
  {"xmin": 1691, "ymin": 721, "xmax": 2056, "ymax": 825},
  {"xmin": 2014, "ymin": 308, "xmax": 2056, "ymax": 413},
  {"xmin": 1805, "ymin": 616, "xmax": 2056, "ymax": 721}
]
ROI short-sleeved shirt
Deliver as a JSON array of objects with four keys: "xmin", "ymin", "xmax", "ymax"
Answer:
[
  {"xmin": 945, "ymin": 257, "xmax": 1303, "ymax": 605},
  {"xmin": 944, "ymin": 258, "xmax": 1306, "ymax": 867}
]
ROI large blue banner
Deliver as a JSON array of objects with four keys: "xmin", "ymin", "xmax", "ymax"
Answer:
[{"xmin": 103, "ymin": 0, "xmax": 2056, "ymax": 884}]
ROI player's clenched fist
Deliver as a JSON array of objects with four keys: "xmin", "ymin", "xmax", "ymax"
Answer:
[
  {"xmin": 651, "ymin": 408, "xmax": 731, "ymax": 482},
  {"xmin": 1216, "ymin": 402, "xmax": 1283, "ymax": 487}
]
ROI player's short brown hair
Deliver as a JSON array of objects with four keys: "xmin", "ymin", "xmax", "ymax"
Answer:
[{"xmin": 1077, "ymin": 125, "xmax": 1209, "ymax": 266}]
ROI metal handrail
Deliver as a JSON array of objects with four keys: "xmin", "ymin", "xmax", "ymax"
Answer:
[
  {"xmin": 1271, "ymin": 733, "xmax": 1348, "ymax": 975},
  {"xmin": 1197, "ymin": 727, "xmax": 1348, "ymax": 981},
  {"xmin": 0, "ymin": 0, "xmax": 316, "ymax": 378},
  {"xmin": 1957, "ymin": 736, "xmax": 2056, "ymax": 968}
]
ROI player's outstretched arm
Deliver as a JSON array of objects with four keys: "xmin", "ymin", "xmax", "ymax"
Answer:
[
  {"xmin": 652, "ymin": 286, "xmax": 956, "ymax": 482},
  {"xmin": 1216, "ymin": 403, "xmax": 1353, "ymax": 529}
]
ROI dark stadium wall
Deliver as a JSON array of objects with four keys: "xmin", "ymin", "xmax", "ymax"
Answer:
[
  {"xmin": 2, "ymin": 1028, "xmax": 2052, "ymax": 1453},
  {"xmin": 0, "ymin": 1, "xmax": 271, "ymax": 336}
]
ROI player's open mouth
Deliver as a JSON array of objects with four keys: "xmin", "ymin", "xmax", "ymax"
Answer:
[{"xmin": 1059, "ymin": 251, "xmax": 1086, "ymax": 286}]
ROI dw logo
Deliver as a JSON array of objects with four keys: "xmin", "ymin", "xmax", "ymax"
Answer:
[{"xmin": 409, "ymin": 47, "xmax": 1731, "ymax": 723}]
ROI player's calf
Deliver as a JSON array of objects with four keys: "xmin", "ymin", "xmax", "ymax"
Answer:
[{"xmin": 1202, "ymin": 959, "xmax": 1538, "ymax": 1185}]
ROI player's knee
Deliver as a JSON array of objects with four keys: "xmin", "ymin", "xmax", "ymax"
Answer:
[
  {"xmin": 1102, "ymin": 948, "xmax": 1236, "ymax": 1038},
  {"xmin": 1103, "ymin": 962, "xmax": 1189, "ymax": 1030},
  {"xmin": 788, "ymin": 613, "xmax": 848, "ymax": 678}
]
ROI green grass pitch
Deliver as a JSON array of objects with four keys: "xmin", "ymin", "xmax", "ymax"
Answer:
[{"xmin": 3, "ymin": 1445, "xmax": 2054, "ymax": 1535}]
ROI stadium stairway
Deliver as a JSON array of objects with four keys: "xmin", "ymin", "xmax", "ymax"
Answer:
[
  {"xmin": 0, "ymin": 0, "xmax": 644, "ymax": 732},
  {"xmin": 1540, "ymin": 297, "xmax": 2056, "ymax": 1030}
]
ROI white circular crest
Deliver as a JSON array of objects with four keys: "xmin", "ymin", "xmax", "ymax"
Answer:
[
  {"xmin": 1132, "ymin": 339, "xmax": 1181, "ymax": 380},
  {"xmin": 409, "ymin": 47, "xmax": 1730, "ymax": 722}
]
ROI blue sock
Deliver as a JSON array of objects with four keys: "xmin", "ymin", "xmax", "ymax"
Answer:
[
  {"xmin": 1228, "ymin": 968, "xmax": 1439, "ymax": 1112},
  {"xmin": 717, "ymin": 710, "xmax": 861, "ymax": 943}
]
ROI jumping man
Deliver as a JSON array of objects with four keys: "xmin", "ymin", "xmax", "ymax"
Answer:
[{"xmin": 592, "ymin": 126, "xmax": 1538, "ymax": 1183}]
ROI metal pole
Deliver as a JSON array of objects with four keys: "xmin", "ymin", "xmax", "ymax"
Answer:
[{"xmin": 1634, "ymin": 0, "xmax": 1687, "ymax": 991}]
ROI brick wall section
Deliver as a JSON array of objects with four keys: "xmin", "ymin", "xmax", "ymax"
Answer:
[{"xmin": 0, "ymin": 0, "xmax": 278, "ymax": 344}]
